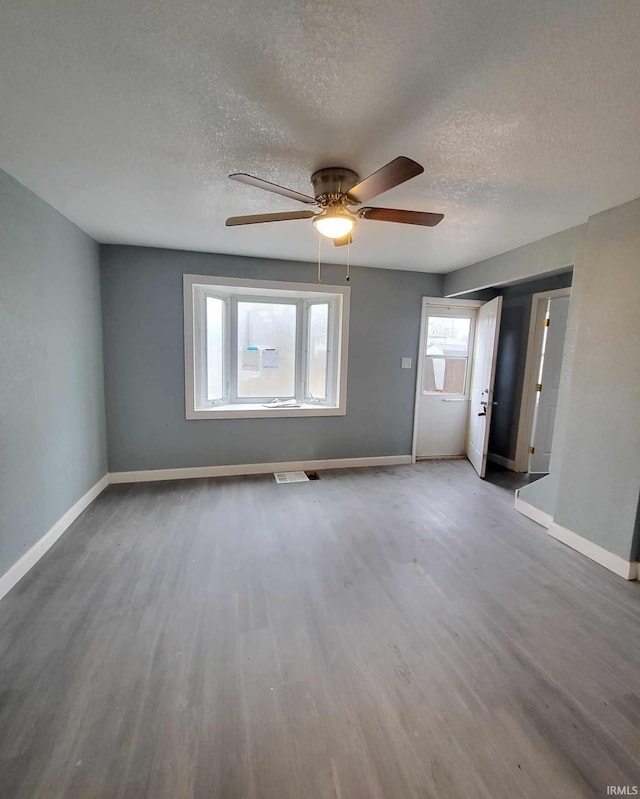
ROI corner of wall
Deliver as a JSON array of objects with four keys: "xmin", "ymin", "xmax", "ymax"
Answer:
[
  {"xmin": 517, "ymin": 474, "xmax": 557, "ymax": 518},
  {"xmin": 443, "ymin": 224, "xmax": 585, "ymax": 297}
]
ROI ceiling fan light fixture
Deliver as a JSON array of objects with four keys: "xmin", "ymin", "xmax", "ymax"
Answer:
[{"xmin": 312, "ymin": 209, "xmax": 355, "ymax": 240}]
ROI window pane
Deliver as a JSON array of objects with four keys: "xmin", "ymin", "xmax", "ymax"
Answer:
[
  {"xmin": 423, "ymin": 357, "xmax": 467, "ymax": 393},
  {"xmin": 426, "ymin": 316, "xmax": 471, "ymax": 356},
  {"xmin": 237, "ymin": 302, "xmax": 296, "ymax": 398},
  {"xmin": 206, "ymin": 296, "xmax": 224, "ymax": 401},
  {"xmin": 307, "ymin": 303, "xmax": 329, "ymax": 399},
  {"xmin": 424, "ymin": 315, "xmax": 471, "ymax": 394}
]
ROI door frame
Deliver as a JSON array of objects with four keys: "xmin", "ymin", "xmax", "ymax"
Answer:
[
  {"xmin": 412, "ymin": 297, "xmax": 484, "ymax": 462},
  {"xmin": 514, "ymin": 287, "xmax": 572, "ymax": 472}
]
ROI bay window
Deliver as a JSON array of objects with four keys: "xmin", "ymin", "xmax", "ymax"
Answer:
[{"xmin": 184, "ymin": 275, "xmax": 349, "ymax": 419}]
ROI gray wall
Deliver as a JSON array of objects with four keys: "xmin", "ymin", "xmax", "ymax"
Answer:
[
  {"xmin": 545, "ymin": 198, "xmax": 640, "ymax": 560},
  {"xmin": 0, "ymin": 170, "xmax": 107, "ymax": 577},
  {"xmin": 100, "ymin": 246, "xmax": 442, "ymax": 471},
  {"xmin": 489, "ymin": 272, "xmax": 573, "ymax": 461},
  {"xmin": 445, "ymin": 198, "xmax": 640, "ymax": 563},
  {"xmin": 444, "ymin": 224, "xmax": 583, "ymax": 298}
]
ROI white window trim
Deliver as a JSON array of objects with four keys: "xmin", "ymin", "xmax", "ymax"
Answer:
[
  {"xmin": 421, "ymin": 307, "xmax": 475, "ymax": 397},
  {"xmin": 183, "ymin": 274, "xmax": 350, "ymax": 419}
]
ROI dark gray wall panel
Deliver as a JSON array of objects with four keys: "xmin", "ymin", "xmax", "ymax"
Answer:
[{"xmin": 489, "ymin": 271, "xmax": 573, "ymax": 461}]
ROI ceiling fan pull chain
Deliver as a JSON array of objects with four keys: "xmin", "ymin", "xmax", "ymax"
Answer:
[
  {"xmin": 346, "ymin": 239, "xmax": 350, "ymax": 282},
  {"xmin": 317, "ymin": 232, "xmax": 322, "ymax": 284}
]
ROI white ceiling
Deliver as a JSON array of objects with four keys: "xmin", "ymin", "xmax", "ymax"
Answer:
[{"xmin": 2, "ymin": 1, "xmax": 640, "ymax": 273}]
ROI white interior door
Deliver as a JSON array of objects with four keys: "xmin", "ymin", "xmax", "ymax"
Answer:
[
  {"xmin": 529, "ymin": 295, "xmax": 570, "ymax": 473},
  {"xmin": 466, "ymin": 296, "xmax": 503, "ymax": 477},
  {"xmin": 416, "ymin": 306, "xmax": 476, "ymax": 457}
]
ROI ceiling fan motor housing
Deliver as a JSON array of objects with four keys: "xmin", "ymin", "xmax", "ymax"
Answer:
[{"xmin": 311, "ymin": 167, "xmax": 360, "ymax": 205}]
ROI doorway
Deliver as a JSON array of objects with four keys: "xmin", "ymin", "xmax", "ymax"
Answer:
[
  {"xmin": 514, "ymin": 288, "xmax": 571, "ymax": 473},
  {"xmin": 413, "ymin": 299, "xmax": 481, "ymax": 459}
]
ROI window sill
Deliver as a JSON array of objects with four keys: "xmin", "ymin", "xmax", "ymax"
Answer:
[{"xmin": 186, "ymin": 403, "xmax": 346, "ymax": 420}]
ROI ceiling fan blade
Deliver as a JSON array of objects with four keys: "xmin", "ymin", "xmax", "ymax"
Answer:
[
  {"xmin": 226, "ymin": 210, "xmax": 316, "ymax": 226},
  {"xmin": 359, "ymin": 207, "xmax": 444, "ymax": 227},
  {"xmin": 333, "ymin": 233, "xmax": 353, "ymax": 247},
  {"xmin": 346, "ymin": 157, "xmax": 424, "ymax": 204},
  {"xmin": 229, "ymin": 173, "xmax": 317, "ymax": 205}
]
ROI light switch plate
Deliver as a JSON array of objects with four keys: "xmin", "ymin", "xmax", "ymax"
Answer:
[{"xmin": 401, "ymin": 357, "xmax": 412, "ymax": 369}]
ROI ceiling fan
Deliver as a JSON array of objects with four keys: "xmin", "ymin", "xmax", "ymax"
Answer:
[{"xmin": 225, "ymin": 156, "xmax": 443, "ymax": 247}]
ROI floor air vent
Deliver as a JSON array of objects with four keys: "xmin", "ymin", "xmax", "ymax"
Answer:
[{"xmin": 274, "ymin": 471, "xmax": 309, "ymax": 484}]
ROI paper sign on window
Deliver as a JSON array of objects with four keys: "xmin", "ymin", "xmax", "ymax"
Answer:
[
  {"xmin": 262, "ymin": 348, "xmax": 279, "ymax": 369},
  {"xmin": 242, "ymin": 347, "xmax": 260, "ymax": 371}
]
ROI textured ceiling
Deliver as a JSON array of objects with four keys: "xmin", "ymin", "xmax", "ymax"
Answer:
[{"xmin": 2, "ymin": 0, "xmax": 640, "ymax": 273}]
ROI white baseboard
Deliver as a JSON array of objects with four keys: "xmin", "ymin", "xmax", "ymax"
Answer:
[
  {"xmin": 0, "ymin": 458, "xmax": 409, "ymax": 602},
  {"xmin": 0, "ymin": 475, "xmax": 109, "ymax": 602},
  {"xmin": 4, "ymin": 463, "xmax": 633, "ymax": 607},
  {"xmin": 547, "ymin": 521, "xmax": 638, "ymax": 581},
  {"xmin": 488, "ymin": 453, "xmax": 517, "ymax": 471},
  {"xmin": 415, "ymin": 454, "xmax": 467, "ymax": 461},
  {"xmin": 109, "ymin": 455, "xmax": 413, "ymax": 484},
  {"xmin": 514, "ymin": 492, "xmax": 638, "ymax": 580},
  {"xmin": 514, "ymin": 491, "xmax": 553, "ymax": 528}
]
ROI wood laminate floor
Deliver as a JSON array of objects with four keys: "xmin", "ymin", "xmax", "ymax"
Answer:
[{"xmin": 1, "ymin": 461, "xmax": 639, "ymax": 798}]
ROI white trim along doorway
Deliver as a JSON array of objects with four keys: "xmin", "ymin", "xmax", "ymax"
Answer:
[
  {"xmin": 412, "ymin": 298, "xmax": 483, "ymax": 462},
  {"xmin": 514, "ymin": 287, "xmax": 572, "ymax": 473}
]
